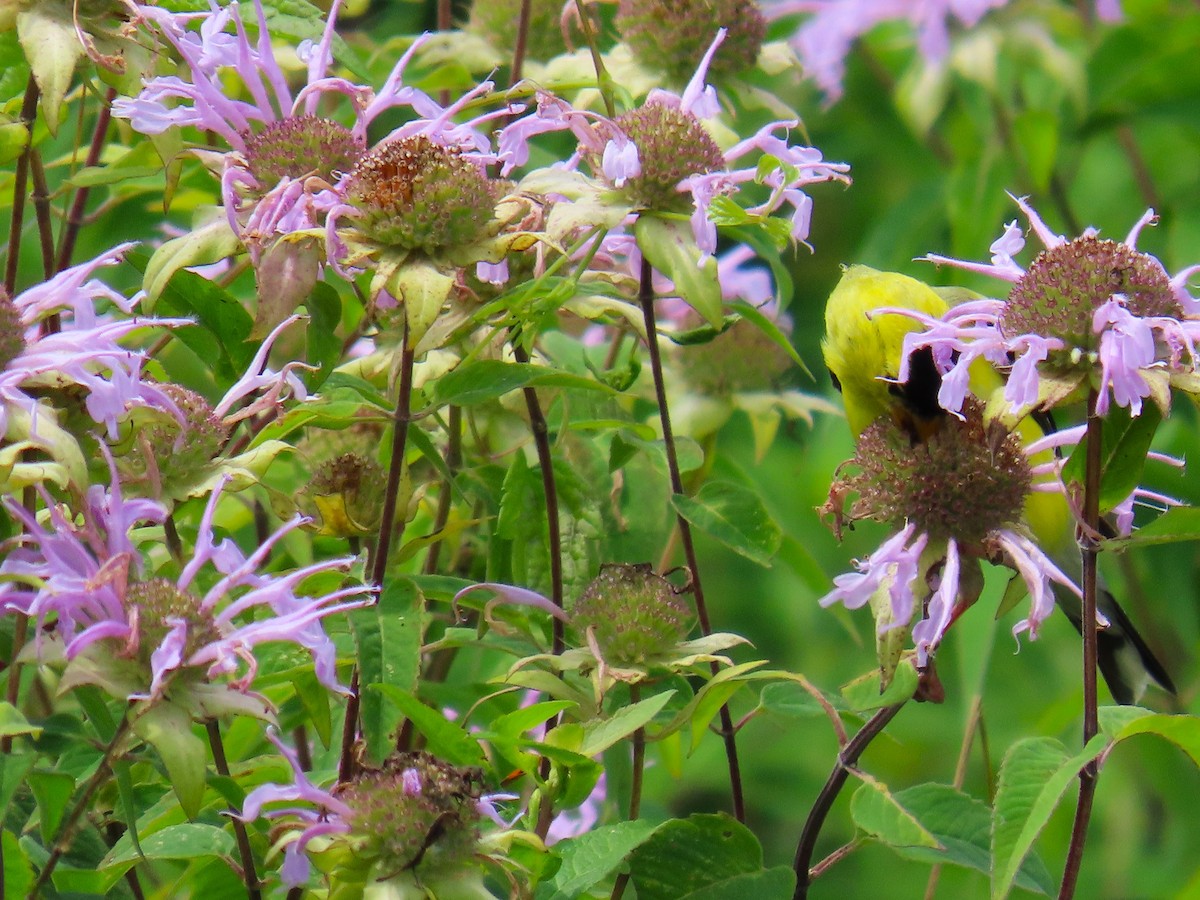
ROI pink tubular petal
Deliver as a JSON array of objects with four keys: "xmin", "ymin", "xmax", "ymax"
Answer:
[{"xmin": 454, "ymin": 582, "xmax": 571, "ymax": 621}]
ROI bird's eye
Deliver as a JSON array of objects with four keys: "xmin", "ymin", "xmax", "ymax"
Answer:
[{"xmin": 828, "ymin": 369, "xmax": 842, "ymax": 392}]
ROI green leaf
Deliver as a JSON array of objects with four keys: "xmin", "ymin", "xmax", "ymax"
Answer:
[
  {"xmin": 850, "ymin": 775, "xmax": 940, "ymax": 850},
  {"xmin": 383, "ymin": 259, "xmax": 455, "ymax": 349},
  {"xmin": 427, "ymin": 360, "xmax": 613, "ymax": 408},
  {"xmin": 579, "ymin": 690, "xmax": 676, "ymax": 757},
  {"xmin": 991, "ymin": 735, "xmax": 1108, "ymax": 900},
  {"xmin": 542, "ymin": 820, "xmax": 658, "ymax": 900},
  {"xmin": 1011, "ymin": 109, "xmax": 1059, "ymax": 193},
  {"xmin": 1107, "ymin": 506, "xmax": 1200, "ymax": 550},
  {"xmin": 1108, "ymin": 710, "xmax": 1200, "ymax": 767},
  {"xmin": 29, "ymin": 770, "xmax": 75, "ymax": 844},
  {"xmin": 0, "ymin": 753, "xmax": 35, "ymax": 819},
  {"xmin": 628, "ymin": 813, "xmax": 763, "ymax": 900},
  {"xmin": 670, "ymin": 481, "xmax": 783, "ymax": 566},
  {"xmin": 16, "ymin": 2, "xmax": 82, "ymax": 134},
  {"xmin": 368, "ymin": 685, "xmax": 486, "ymax": 767},
  {"xmin": 131, "ymin": 703, "xmax": 207, "ymax": 820},
  {"xmin": 349, "ymin": 579, "xmax": 426, "ymax": 765},
  {"xmin": 304, "ymin": 280, "xmax": 343, "ymax": 390},
  {"xmin": 841, "ymin": 663, "xmax": 918, "ymax": 712},
  {"xmin": 1060, "ymin": 403, "xmax": 1161, "ymax": 517},
  {"xmin": 0, "ymin": 702, "xmax": 40, "ymax": 738},
  {"xmin": 635, "ymin": 216, "xmax": 723, "ymax": 328},
  {"xmin": 2, "ymin": 830, "xmax": 33, "ymax": 897},
  {"xmin": 142, "ymin": 217, "xmax": 242, "ymax": 310},
  {"xmin": 101, "ymin": 823, "xmax": 235, "ymax": 868},
  {"xmin": 676, "ymin": 867, "xmax": 795, "ymax": 900},
  {"xmin": 127, "ymin": 251, "xmax": 255, "ymax": 383},
  {"xmin": 758, "ymin": 681, "xmax": 832, "ymax": 721},
  {"xmin": 75, "ymin": 688, "xmax": 142, "ymax": 857}
]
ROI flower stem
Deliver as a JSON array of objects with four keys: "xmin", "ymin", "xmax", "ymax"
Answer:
[
  {"xmin": 1058, "ymin": 390, "xmax": 1103, "ymax": 900},
  {"xmin": 5, "ymin": 76, "xmax": 40, "ymax": 296},
  {"xmin": 636, "ymin": 256, "xmax": 744, "ymax": 823},
  {"xmin": 791, "ymin": 702, "xmax": 905, "ymax": 900},
  {"xmin": 340, "ymin": 321, "xmax": 417, "ymax": 781},
  {"xmin": 573, "ymin": 0, "xmax": 616, "ymax": 118},
  {"xmin": 205, "ymin": 720, "xmax": 262, "ymax": 900},
  {"xmin": 29, "ymin": 714, "xmax": 132, "ymax": 897},
  {"xmin": 510, "ymin": 0, "xmax": 533, "ymax": 85},
  {"xmin": 28, "ymin": 150, "xmax": 55, "ymax": 281},
  {"xmin": 1, "ymin": 613, "xmax": 28, "ymax": 755},
  {"xmin": 57, "ymin": 88, "xmax": 117, "ymax": 271}
]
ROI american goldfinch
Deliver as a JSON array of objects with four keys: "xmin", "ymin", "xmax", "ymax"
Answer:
[{"xmin": 822, "ymin": 264, "xmax": 1173, "ymax": 704}]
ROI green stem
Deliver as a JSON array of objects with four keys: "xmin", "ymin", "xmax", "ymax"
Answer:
[
  {"xmin": 57, "ymin": 88, "xmax": 117, "ymax": 271},
  {"xmin": 5, "ymin": 76, "xmax": 40, "ymax": 296},
  {"xmin": 339, "ymin": 320, "xmax": 416, "ymax": 778},
  {"xmin": 1058, "ymin": 390, "xmax": 1103, "ymax": 900},
  {"xmin": 637, "ymin": 257, "xmax": 744, "ymax": 822},
  {"xmin": 206, "ymin": 720, "xmax": 262, "ymax": 900},
  {"xmin": 28, "ymin": 715, "xmax": 132, "ymax": 898}
]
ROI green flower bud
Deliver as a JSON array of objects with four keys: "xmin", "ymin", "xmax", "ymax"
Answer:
[
  {"xmin": 616, "ymin": 0, "xmax": 765, "ymax": 84},
  {"xmin": 601, "ymin": 103, "xmax": 724, "ymax": 212},
  {"xmin": 242, "ymin": 115, "xmax": 364, "ymax": 186},
  {"xmin": 674, "ymin": 320, "xmax": 795, "ymax": 395},
  {"xmin": 346, "ymin": 135, "xmax": 499, "ymax": 253},
  {"xmin": 834, "ymin": 399, "xmax": 1031, "ymax": 544},
  {"xmin": 1002, "ymin": 235, "xmax": 1180, "ymax": 369},
  {"xmin": 123, "ymin": 385, "xmax": 228, "ymax": 492},
  {"xmin": 571, "ymin": 563, "xmax": 692, "ymax": 665}
]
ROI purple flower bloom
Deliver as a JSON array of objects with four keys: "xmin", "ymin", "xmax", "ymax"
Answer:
[
  {"xmin": 498, "ymin": 30, "xmax": 849, "ymax": 260},
  {"xmin": 768, "ymin": 0, "xmax": 1121, "ymax": 103},
  {"xmin": 903, "ymin": 196, "xmax": 1200, "ymax": 418},
  {"xmin": 0, "ymin": 244, "xmax": 181, "ymax": 443},
  {"xmin": 2, "ymin": 460, "xmax": 370, "ymax": 702}
]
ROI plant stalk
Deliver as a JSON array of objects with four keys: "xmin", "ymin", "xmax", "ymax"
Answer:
[
  {"xmin": 637, "ymin": 256, "xmax": 744, "ymax": 822},
  {"xmin": 792, "ymin": 702, "xmax": 905, "ymax": 900},
  {"xmin": 57, "ymin": 88, "xmax": 118, "ymax": 271},
  {"xmin": 340, "ymin": 321, "xmax": 417, "ymax": 781},
  {"xmin": 5, "ymin": 77, "xmax": 40, "ymax": 296},
  {"xmin": 206, "ymin": 720, "xmax": 262, "ymax": 900},
  {"xmin": 1058, "ymin": 390, "xmax": 1103, "ymax": 900}
]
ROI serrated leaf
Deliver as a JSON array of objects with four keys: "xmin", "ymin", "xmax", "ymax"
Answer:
[
  {"xmin": 758, "ymin": 681, "xmax": 832, "ymax": 721},
  {"xmin": 670, "ymin": 480, "xmax": 782, "ymax": 566},
  {"xmin": 991, "ymin": 735, "xmax": 1108, "ymax": 900},
  {"xmin": 635, "ymin": 216, "xmax": 723, "ymax": 328},
  {"xmin": 350, "ymin": 579, "xmax": 425, "ymax": 764},
  {"xmin": 368, "ymin": 684, "xmax": 485, "ymax": 767},
  {"xmin": 579, "ymin": 690, "xmax": 676, "ymax": 757},
  {"xmin": 542, "ymin": 820, "xmax": 658, "ymax": 900},
  {"xmin": 880, "ymin": 784, "xmax": 1053, "ymax": 895},
  {"xmin": 1060, "ymin": 403, "xmax": 1161, "ymax": 517},
  {"xmin": 100, "ymin": 823, "xmax": 234, "ymax": 868},
  {"xmin": 850, "ymin": 775, "xmax": 940, "ymax": 850},
  {"xmin": 17, "ymin": 3, "xmax": 81, "ymax": 134},
  {"xmin": 628, "ymin": 813, "xmax": 763, "ymax": 900},
  {"xmin": 678, "ymin": 866, "xmax": 796, "ymax": 900}
]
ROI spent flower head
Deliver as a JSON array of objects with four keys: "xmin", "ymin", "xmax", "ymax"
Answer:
[
  {"xmin": 909, "ymin": 195, "xmax": 1200, "ymax": 418},
  {"xmin": 616, "ymin": 0, "xmax": 766, "ymax": 84},
  {"xmin": 242, "ymin": 733, "xmax": 508, "ymax": 891}
]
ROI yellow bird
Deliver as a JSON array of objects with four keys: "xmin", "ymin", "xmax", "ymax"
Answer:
[{"xmin": 821, "ymin": 264, "xmax": 1174, "ymax": 704}]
